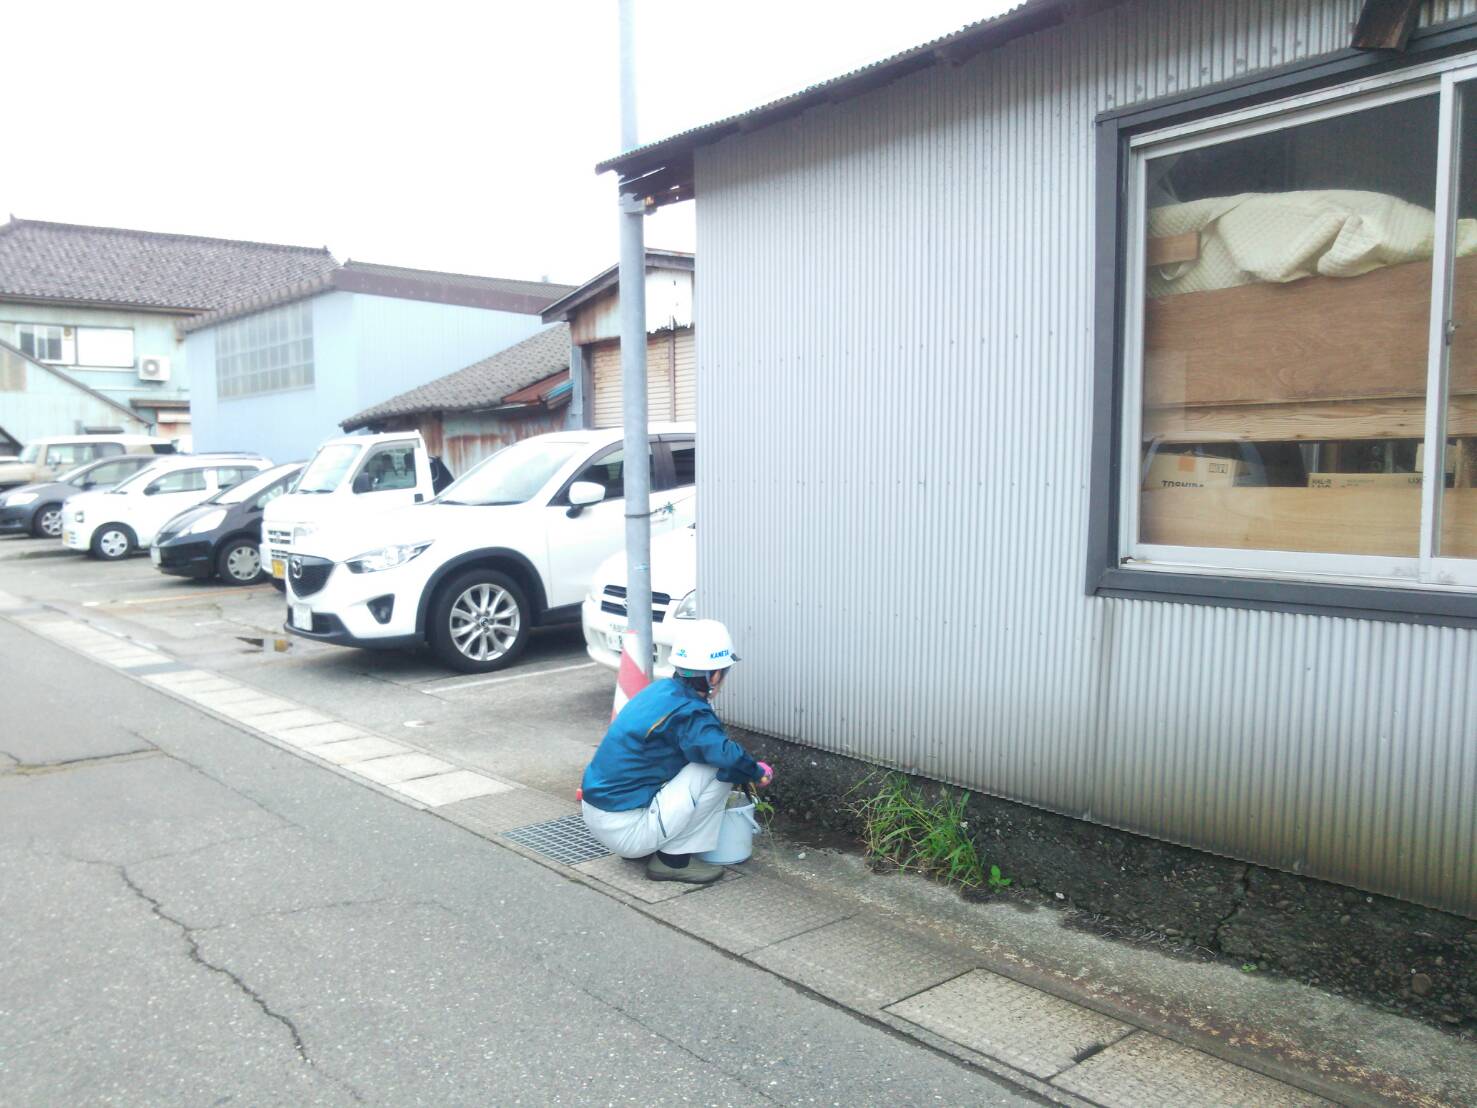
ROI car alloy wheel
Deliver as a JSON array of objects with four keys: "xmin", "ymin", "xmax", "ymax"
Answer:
[
  {"xmin": 219, "ymin": 538, "xmax": 263, "ymax": 584},
  {"xmin": 35, "ymin": 505, "xmax": 63, "ymax": 538},
  {"xmin": 448, "ymin": 582, "xmax": 520, "ymax": 662}
]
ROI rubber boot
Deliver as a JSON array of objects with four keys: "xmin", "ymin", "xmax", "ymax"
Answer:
[{"xmin": 646, "ymin": 853, "xmax": 724, "ymax": 884}]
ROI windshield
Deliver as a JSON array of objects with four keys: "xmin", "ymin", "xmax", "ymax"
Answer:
[
  {"xmin": 211, "ymin": 464, "xmax": 300, "ymax": 505},
  {"xmin": 438, "ymin": 439, "xmax": 582, "ymax": 506},
  {"xmin": 296, "ymin": 443, "xmax": 362, "ymax": 494},
  {"xmin": 17, "ymin": 445, "xmax": 39, "ymax": 463},
  {"xmin": 57, "ymin": 460, "xmax": 99, "ymax": 484}
]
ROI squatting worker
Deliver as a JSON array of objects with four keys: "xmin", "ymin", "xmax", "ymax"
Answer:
[{"xmin": 580, "ymin": 619, "xmax": 773, "ymax": 885}]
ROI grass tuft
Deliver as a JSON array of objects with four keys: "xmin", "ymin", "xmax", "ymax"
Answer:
[{"xmin": 848, "ymin": 773, "xmax": 990, "ymax": 890}]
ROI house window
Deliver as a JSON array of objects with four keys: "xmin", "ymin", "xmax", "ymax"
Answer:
[
  {"xmin": 17, "ymin": 324, "xmax": 74, "ymax": 364},
  {"xmin": 1113, "ymin": 58, "xmax": 1477, "ymax": 600},
  {"xmin": 215, "ymin": 301, "xmax": 314, "ymax": 399},
  {"xmin": 75, "ymin": 327, "xmax": 136, "ymax": 368}
]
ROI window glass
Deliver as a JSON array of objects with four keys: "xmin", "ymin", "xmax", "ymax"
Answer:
[
  {"xmin": 669, "ymin": 441, "xmax": 695, "ymax": 487},
  {"xmin": 45, "ymin": 444, "xmax": 83, "ymax": 467},
  {"xmin": 438, "ymin": 438, "xmax": 581, "ymax": 506},
  {"xmin": 76, "ymin": 459, "xmax": 137, "ymax": 488},
  {"xmin": 1138, "ymin": 94, "xmax": 1439, "ymax": 557},
  {"xmin": 213, "ymin": 464, "xmax": 298, "ymax": 506},
  {"xmin": 147, "ymin": 468, "xmax": 208, "ymax": 495},
  {"xmin": 1441, "ymin": 80, "xmax": 1477, "ymax": 559},
  {"xmin": 94, "ymin": 442, "xmax": 123, "ymax": 458},
  {"xmin": 297, "ymin": 443, "xmax": 361, "ymax": 493},
  {"xmin": 213, "ymin": 466, "xmax": 253, "ymax": 491},
  {"xmin": 75, "ymin": 328, "xmax": 135, "ymax": 368},
  {"xmin": 568, "ymin": 444, "xmax": 655, "ymax": 502},
  {"xmin": 17, "ymin": 444, "xmax": 38, "ymax": 463},
  {"xmin": 17, "ymin": 325, "xmax": 73, "ymax": 364},
  {"xmin": 214, "ymin": 300, "xmax": 314, "ymax": 398},
  {"xmin": 356, "ymin": 445, "xmax": 416, "ymax": 492}
]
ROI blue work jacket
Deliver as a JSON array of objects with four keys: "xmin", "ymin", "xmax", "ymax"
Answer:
[{"xmin": 581, "ymin": 678, "xmax": 762, "ymax": 812}]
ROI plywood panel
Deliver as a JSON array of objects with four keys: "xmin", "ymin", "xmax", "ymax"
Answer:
[
  {"xmin": 1141, "ymin": 487, "xmax": 1477, "ymax": 556},
  {"xmin": 1143, "ymin": 395, "xmax": 1477, "ymax": 443},
  {"xmin": 1144, "ymin": 256, "xmax": 1477, "ymax": 408}
]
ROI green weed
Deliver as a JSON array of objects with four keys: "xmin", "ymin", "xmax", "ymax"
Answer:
[
  {"xmin": 849, "ymin": 773, "xmax": 990, "ymax": 891},
  {"xmin": 988, "ymin": 864, "xmax": 1013, "ymax": 889}
]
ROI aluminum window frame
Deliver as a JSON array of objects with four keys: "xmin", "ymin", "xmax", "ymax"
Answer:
[{"xmin": 1087, "ymin": 20, "xmax": 1477, "ymax": 628}]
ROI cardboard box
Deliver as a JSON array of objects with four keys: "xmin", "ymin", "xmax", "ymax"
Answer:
[
  {"xmin": 1143, "ymin": 453, "xmax": 1247, "ymax": 490},
  {"xmin": 1307, "ymin": 472, "xmax": 1423, "ymax": 490}
]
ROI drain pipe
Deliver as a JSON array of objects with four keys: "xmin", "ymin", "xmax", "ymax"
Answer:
[{"xmin": 618, "ymin": 0, "xmax": 653, "ymax": 678}]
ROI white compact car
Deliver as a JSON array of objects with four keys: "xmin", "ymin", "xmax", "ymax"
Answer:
[
  {"xmin": 260, "ymin": 431, "xmax": 450, "ymax": 586},
  {"xmin": 62, "ymin": 455, "xmax": 273, "ymax": 560},
  {"xmin": 582, "ymin": 524, "xmax": 697, "ymax": 678},
  {"xmin": 284, "ymin": 425, "xmax": 695, "ymax": 672}
]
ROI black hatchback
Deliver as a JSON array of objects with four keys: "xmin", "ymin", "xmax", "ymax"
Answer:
[{"xmin": 153, "ymin": 463, "xmax": 303, "ymax": 585}]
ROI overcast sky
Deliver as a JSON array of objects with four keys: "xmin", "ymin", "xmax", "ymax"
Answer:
[{"xmin": 5, "ymin": 1, "xmax": 1007, "ymax": 285}]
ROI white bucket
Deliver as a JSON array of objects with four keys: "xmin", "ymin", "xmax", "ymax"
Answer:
[{"xmin": 699, "ymin": 801, "xmax": 761, "ymax": 865}]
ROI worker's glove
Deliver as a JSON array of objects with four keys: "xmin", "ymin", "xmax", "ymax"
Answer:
[{"xmin": 756, "ymin": 761, "xmax": 773, "ymax": 788}]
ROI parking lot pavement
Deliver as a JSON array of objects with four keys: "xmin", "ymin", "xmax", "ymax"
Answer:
[{"xmin": 0, "ymin": 547, "xmax": 611, "ymax": 796}]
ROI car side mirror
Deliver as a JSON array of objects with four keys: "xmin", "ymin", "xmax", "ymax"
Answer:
[
  {"xmin": 143, "ymin": 484, "xmax": 159, "ymax": 496},
  {"xmin": 566, "ymin": 480, "xmax": 605, "ymax": 517},
  {"xmin": 352, "ymin": 473, "xmax": 373, "ymax": 494},
  {"xmin": 414, "ymin": 492, "xmax": 425, "ymax": 503}
]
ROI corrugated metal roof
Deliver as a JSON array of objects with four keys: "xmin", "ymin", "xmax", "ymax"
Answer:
[
  {"xmin": 0, "ymin": 217, "xmax": 338, "ymax": 312},
  {"xmin": 595, "ymin": 0, "xmax": 1070, "ymax": 196},
  {"xmin": 341, "ymin": 324, "xmax": 571, "ymax": 430},
  {"xmin": 182, "ymin": 261, "xmax": 577, "ymax": 333}
]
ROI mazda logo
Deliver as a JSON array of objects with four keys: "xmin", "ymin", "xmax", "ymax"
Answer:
[{"xmin": 289, "ymin": 556, "xmax": 303, "ymax": 579}]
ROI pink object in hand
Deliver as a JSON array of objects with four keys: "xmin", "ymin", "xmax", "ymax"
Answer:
[{"xmin": 757, "ymin": 761, "xmax": 773, "ymax": 785}]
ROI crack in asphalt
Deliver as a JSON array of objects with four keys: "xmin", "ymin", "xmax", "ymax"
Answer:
[
  {"xmin": 64, "ymin": 853, "xmax": 369, "ymax": 1105},
  {"xmin": 153, "ymin": 749, "xmax": 306, "ymax": 833},
  {"xmin": 4, "ymin": 748, "xmax": 159, "ymax": 776},
  {"xmin": 1209, "ymin": 863, "xmax": 1252, "ymax": 951}
]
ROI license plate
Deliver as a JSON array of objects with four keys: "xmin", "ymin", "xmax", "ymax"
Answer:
[
  {"xmin": 605, "ymin": 631, "xmax": 623, "ymax": 653},
  {"xmin": 291, "ymin": 603, "xmax": 312, "ymax": 630},
  {"xmin": 271, "ymin": 558, "xmax": 286, "ymax": 579},
  {"xmin": 150, "ymin": 547, "xmax": 161, "ymax": 566}
]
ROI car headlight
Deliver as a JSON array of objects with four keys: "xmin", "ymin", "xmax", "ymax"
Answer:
[
  {"xmin": 7, "ymin": 492, "xmax": 36, "ymax": 506},
  {"xmin": 292, "ymin": 523, "xmax": 317, "ymax": 545},
  {"xmin": 346, "ymin": 541, "xmax": 432, "ymax": 574},
  {"xmin": 673, "ymin": 590, "xmax": 698, "ymax": 619},
  {"xmin": 183, "ymin": 508, "xmax": 227, "ymax": 535}
]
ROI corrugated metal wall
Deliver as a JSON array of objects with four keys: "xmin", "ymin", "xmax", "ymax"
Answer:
[{"xmin": 694, "ymin": 0, "xmax": 1477, "ymax": 916}]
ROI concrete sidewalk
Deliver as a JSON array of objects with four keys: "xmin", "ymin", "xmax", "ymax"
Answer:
[{"xmin": 4, "ymin": 590, "xmax": 1473, "ymax": 1107}]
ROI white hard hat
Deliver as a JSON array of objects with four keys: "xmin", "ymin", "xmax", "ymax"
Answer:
[{"xmin": 670, "ymin": 619, "xmax": 739, "ymax": 672}]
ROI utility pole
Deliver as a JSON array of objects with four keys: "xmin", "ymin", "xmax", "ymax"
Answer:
[{"xmin": 618, "ymin": 0, "xmax": 653, "ymax": 678}]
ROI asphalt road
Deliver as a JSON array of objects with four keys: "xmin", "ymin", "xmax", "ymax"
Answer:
[{"xmin": 0, "ymin": 554, "xmax": 1034, "ymax": 1105}]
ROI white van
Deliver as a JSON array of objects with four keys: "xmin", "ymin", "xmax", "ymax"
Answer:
[
  {"xmin": 62, "ymin": 454, "xmax": 272, "ymax": 560},
  {"xmin": 260, "ymin": 432, "xmax": 450, "ymax": 585},
  {"xmin": 0, "ymin": 434, "xmax": 173, "ymax": 490}
]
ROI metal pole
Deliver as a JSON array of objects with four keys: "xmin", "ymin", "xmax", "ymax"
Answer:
[{"xmin": 618, "ymin": 0, "xmax": 653, "ymax": 678}]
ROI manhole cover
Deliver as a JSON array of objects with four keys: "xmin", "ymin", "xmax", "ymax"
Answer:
[{"xmin": 504, "ymin": 814, "xmax": 611, "ymax": 865}]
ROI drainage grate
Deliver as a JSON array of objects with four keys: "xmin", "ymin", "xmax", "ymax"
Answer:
[{"xmin": 503, "ymin": 814, "xmax": 611, "ymax": 865}]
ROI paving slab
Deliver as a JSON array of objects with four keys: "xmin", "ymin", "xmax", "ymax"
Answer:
[
  {"xmin": 1052, "ymin": 1031, "xmax": 1332, "ymax": 1107},
  {"xmin": 649, "ymin": 872, "xmax": 855, "ymax": 954},
  {"xmin": 570, "ymin": 854, "xmax": 740, "ymax": 903},
  {"xmin": 252, "ymin": 709, "xmax": 334, "ymax": 735},
  {"xmin": 186, "ymin": 687, "xmax": 271, "ymax": 709},
  {"xmin": 306, "ymin": 737, "xmax": 411, "ymax": 765},
  {"xmin": 748, "ymin": 914, "xmax": 978, "ymax": 1011},
  {"xmin": 885, "ymin": 968, "xmax": 1135, "ymax": 1080},
  {"xmin": 349, "ymin": 753, "xmax": 455, "ymax": 786},
  {"xmin": 214, "ymin": 695, "xmax": 299, "ymax": 719},
  {"xmin": 388, "ymin": 770, "xmax": 513, "ymax": 806},
  {"xmin": 438, "ymin": 788, "xmax": 576, "ymax": 836},
  {"xmin": 271, "ymin": 721, "xmax": 370, "ymax": 749}
]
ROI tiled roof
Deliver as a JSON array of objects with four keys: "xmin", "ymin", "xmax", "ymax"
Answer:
[
  {"xmin": 341, "ymin": 324, "xmax": 571, "ymax": 431},
  {"xmin": 183, "ymin": 260, "xmax": 576, "ymax": 333},
  {"xmin": 0, "ymin": 218, "xmax": 338, "ymax": 312}
]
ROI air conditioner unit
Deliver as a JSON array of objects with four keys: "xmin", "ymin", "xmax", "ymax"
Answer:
[{"xmin": 138, "ymin": 355, "xmax": 171, "ymax": 382}]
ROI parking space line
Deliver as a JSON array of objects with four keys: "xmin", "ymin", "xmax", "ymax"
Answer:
[
  {"xmin": 425, "ymin": 661, "xmax": 599, "ymax": 695},
  {"xmin": 101, "ymin": 586, "xmax": 272, "ymax": 607}
]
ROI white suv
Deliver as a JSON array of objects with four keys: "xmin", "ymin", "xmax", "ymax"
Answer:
[
  {"xmin": 62, "ymin": 455, "xmax": 273, "ymax": 560},
  {"xmin": 284, "ymin": 425, "xmax": 695, "ymax": 672}
]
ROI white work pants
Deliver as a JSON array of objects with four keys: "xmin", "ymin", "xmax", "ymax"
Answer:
[{"xmin": 581, "ymin": 763, "xmax": 732, "ymax": 858}]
